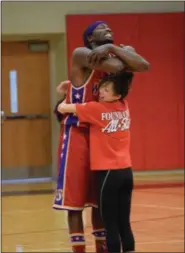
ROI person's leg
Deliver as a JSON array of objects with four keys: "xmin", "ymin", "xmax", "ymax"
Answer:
[
  {"xmin": 90, "ymin": 172, "xmax": 107, "ymax": 253},
  {"xmin": 98, "ymin": 170, "xmax": 121, "ymax": 253},
  {"xmin": 118, "ymin": 168, "xmax": 135, "ymax": 252},
  {"xmin": 68, "ymin": 210, "xmax": 85, "ymax": 253},
  {"xmin": 53, "ymin": 126, "xmax": 90, "ymax": 253},
  {"xmin": 92, "ymin": 207, "xmax": 107, "ymax": 253}
]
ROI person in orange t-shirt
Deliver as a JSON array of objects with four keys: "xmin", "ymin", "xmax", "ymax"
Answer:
[{"xmin": 58, "ymin": 71, "xmax": 135, "ymax": 253}]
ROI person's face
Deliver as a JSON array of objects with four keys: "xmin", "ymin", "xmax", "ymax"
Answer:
[
  {"xmin": 99, "ymin": 81, "xmax": 121, "ymax": 102},
  {"xmin": 88, "ymin": 23, "xmax": 114, "ymax": 46}
]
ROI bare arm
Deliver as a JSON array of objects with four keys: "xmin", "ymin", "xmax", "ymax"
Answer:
[
  {"xmin": 109, "ymin": 44, "xmax": 150, "ymax": 72},
  {"xmin": 57, "ymin": 101, "xmax": 100, "ymax": 125},
  {"xmin": 58, "ymin": 103, "xmax": 77, "ymax": 114},
  {"xmin": 88, "ymin": 44, "xmax": 150, "ymax": 72},
  {"xmin": 72, "ymin": 47, "xmax": 125, "ymax": 74}
]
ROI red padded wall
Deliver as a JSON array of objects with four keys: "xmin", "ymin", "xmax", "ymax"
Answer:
[{"xmin": 66, "ymin": 12, "xmax": 184, "ymax": 170}]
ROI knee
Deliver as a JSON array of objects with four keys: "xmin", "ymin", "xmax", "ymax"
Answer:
[
  {"xmin": 92, "ymin": 207, "xmax": 102, "ymax": 220},
  {"xmin": 68, "ymin": 210, "xmax": 82, "ymax": 219},
  {"xmin": 67, "ymin": 210, "xmax": 84, "ymax": 233}
]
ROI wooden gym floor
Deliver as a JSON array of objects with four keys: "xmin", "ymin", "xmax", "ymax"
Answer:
[{"xmin": 2, "ymin": 170, "xmax": 184, "ymax": 252}]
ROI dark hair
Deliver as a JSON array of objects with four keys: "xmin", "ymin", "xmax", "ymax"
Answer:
[
  {"xmin": 83, "ymin": 21, "xmax": 106, "ymax": 49},
  {"xmin": 99, "ymin": 71, "xmax": 134, "ymax": 100},
  {"xmin": 83, "ymin": 31, "xmax": 92, "ymax": 49}
]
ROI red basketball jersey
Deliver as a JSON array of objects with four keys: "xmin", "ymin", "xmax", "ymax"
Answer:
[{"xmin": 62, "ymin": 70, "xmax": 104, "ymax": 127}]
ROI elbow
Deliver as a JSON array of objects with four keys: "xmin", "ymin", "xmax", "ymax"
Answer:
[
  {"xmin": 57, "ymin": 104, "xmax": 64, "ymax": 114},
  {"xmin": 138, "ymin": 60, "xmax": 150, "ymax": 72}
]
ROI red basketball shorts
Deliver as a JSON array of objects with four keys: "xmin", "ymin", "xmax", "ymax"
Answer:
[{"xmin": 53, "ymin": 123, "xmax": 98, "ymax": 211}]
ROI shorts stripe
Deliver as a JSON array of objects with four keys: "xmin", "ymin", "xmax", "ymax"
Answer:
[{"xmin": 53, "ymin": 116, "xmax": 72, "ymax": 207}]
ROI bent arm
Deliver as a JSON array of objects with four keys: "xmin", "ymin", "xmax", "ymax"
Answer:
[
  {"xmin": 57, "ymin": 103, "xmax": 77, "ymax": 114},
  {"xmin": 58, "ymin": 101, "xmax": 101, "ymax": 125},
  {"xmin": 109, "ymin": 44, "xmax": 150, "ymax": 72},
  {"xmin": 72, "ymin": 47, "xmax": 125, "ymax": 74}
]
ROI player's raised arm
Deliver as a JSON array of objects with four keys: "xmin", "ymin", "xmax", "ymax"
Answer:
[
  {"xmin": 88, "ymin": 44, "xmax": 150, "ymax": 72},
  {"xmin": 72, "ymin": 47, "xmax": 125, "ymax": 74}
]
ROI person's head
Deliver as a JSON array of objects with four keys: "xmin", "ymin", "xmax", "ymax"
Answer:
[
  {"xmin": 98, "ymin": 72, "xmax": 134, "ymax": 102},
  {"xmin": 83, "ymin": 21, "xmax": 114, "ymax": 49}
]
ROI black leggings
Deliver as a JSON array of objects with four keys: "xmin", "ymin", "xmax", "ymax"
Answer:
[{"xmin": 97, "ymin": 168, "xmax": 135, "ymax": 253}]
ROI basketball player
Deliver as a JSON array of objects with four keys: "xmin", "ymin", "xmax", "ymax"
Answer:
[
  {"xmin": 53, "ymin": 20, "xmax": 149, "ymax": 253},
  {"xmin": 58, "ymin": 71, "xmax": 135, "ymax": 253}
]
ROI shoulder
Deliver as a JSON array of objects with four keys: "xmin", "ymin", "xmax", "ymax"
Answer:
[
  {"xmin": 72, "ymin": 47, "xmax": 92, "ymax": 69},
  {"xmin": 77, "ymin": 101, "xmax": 98, "ymax": 109},
  {"xmin": 82, "ymin": 101, "xmax": 103, "ymax": 112},
  {"xmin": 85, "ymin": 101, "xmax": 99, "ymax": 108},
  {"xmin": 95, "ymin": 102, "xmax": 111, "ymax": 111},
  {"xmin": 72, "ymin": 47, "xmax": 91, "ymax": 57}
]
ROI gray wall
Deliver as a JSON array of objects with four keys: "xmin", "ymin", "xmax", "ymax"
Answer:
[
  {"xmin": 2, "ymin": 1, "xmax": 183, "ymax": 35},
  {"xmin": 2, "ymin": 1, "xmax": 183, "ymax": 179}
]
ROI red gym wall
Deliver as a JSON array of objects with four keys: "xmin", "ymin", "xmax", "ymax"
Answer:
[{"xmin": 66, "ymin": 12, "xmax": 184, "ymax": 171}]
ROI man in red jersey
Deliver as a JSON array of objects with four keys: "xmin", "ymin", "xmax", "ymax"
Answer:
[{"xmin": 53, "ymin": 21, "xmax": 150, "ymax": 253}]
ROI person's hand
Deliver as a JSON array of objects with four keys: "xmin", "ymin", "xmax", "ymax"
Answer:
[
  {"xmin": 87, "ymin": 44, "xmax": 112, "ymax": 65},
  {"xmin": 120, "ymin": 44, "xmax": 136, "ymax": 52},
  {"xmin": 57, "ymin": 103, "xmax": 66, "ymax": 114},
  {"xmin": 56, "ymin": 80, "xmax": 70, "ymax": 95}
]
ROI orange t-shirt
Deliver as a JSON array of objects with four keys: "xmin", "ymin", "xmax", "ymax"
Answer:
[{"xmin": 76, "ymin": 100, "xmax": 132, "ymax": 170}]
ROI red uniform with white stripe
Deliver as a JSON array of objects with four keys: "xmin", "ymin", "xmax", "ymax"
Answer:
[{"xmin": 53, "ymin": 70, "xmax": 104, "ymax": 210}]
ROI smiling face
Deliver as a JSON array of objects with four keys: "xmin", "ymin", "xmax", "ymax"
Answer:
[
  {"xmin": 99, "ymin": 81, "xmax": 121, "ymax": 102},
  {"xmin": 88, "ymin": 23, "xmax": 114, "ymax": 46}
]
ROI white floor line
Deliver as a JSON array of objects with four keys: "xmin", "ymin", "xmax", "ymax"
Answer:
[
  {"xmin": 2, "ymin": 177, "xmax": 52, "ymax": 184},
  {"xmin": 28, "ymin": 239, "xmax": 184, "ymax": 252},
  {"xmin": 30, "ymin": 247, "xmax": 70, "ymax": 252},
  {"xmin": 3, "ymin": 207, "xmax": 90, "ymax": 216},
  {"xmin": 5, "ymin": 202, "xmax": 184, "ymax": 215},
  {"xmin": 137, "ymin": 239, "xmax": 184, "ymax": 245},
  {"xmin": 16, "ymin": 238, "xmax": 184, "ymax": 252},
  {"xmin": 133, "ymin": 203, "xmax": 184, "ymax": 211}
]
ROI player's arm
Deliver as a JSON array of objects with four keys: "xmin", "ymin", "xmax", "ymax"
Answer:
[
  {"xmin": 56, "ymin": 80, "xmax": 70, "ymax": 96},
  {"xmin": 58, "ymin": 103, "xmax": 76, "ymax": 114},
  {"xmin": 72, "ymin": 47, "xmax": 125, "ymax": 74},
  {"xmin": 110, "ymin": 44, "xmax": 150, "ymax": 72},
  {"xmin": 88, "ymin": 44, "xmax": 150, "ymax": 72},
  {"xmin": 57, "ymin": 102, "xmax": 99, "ymax": 125}
]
